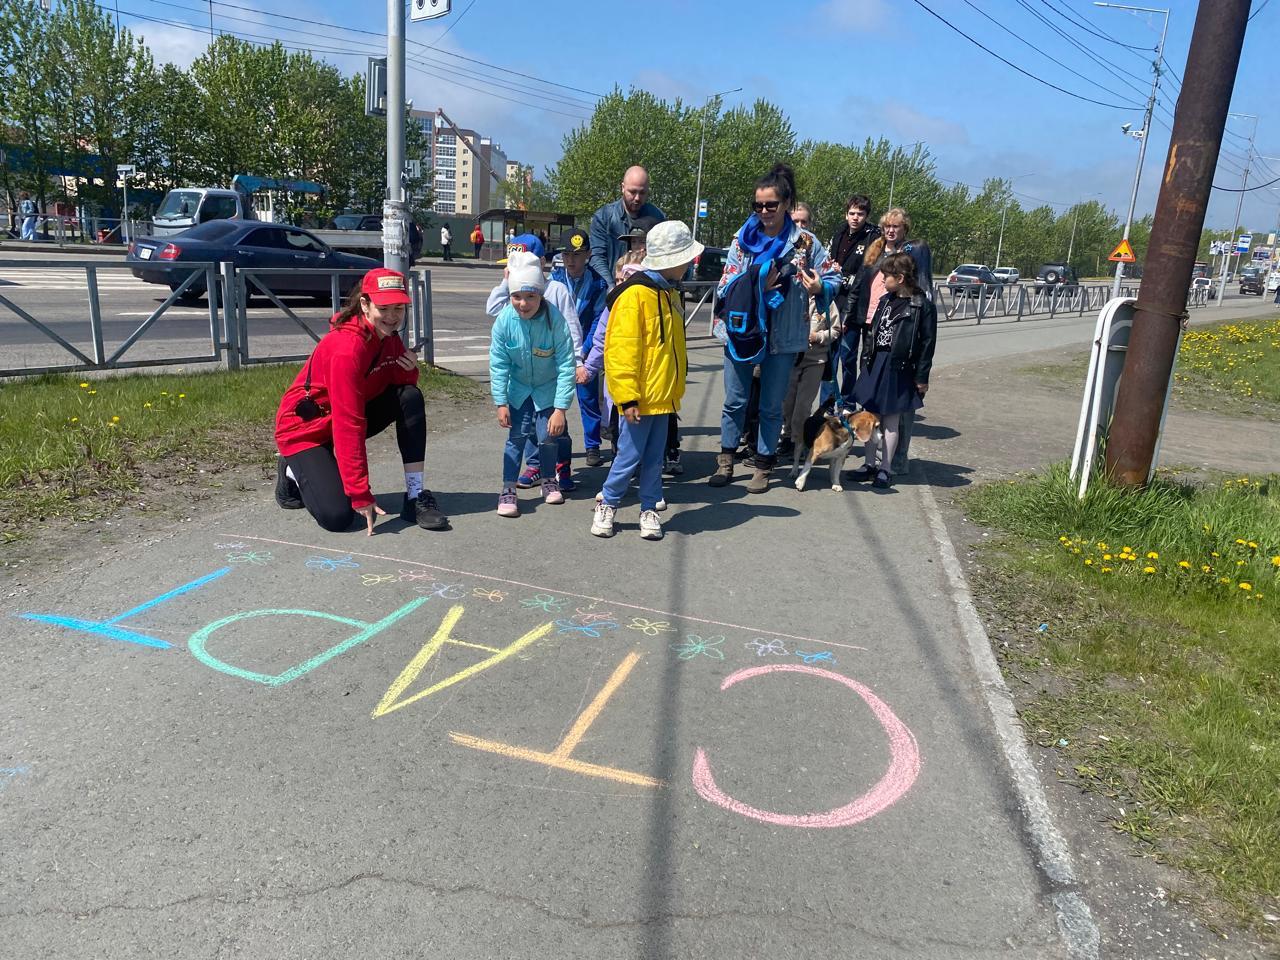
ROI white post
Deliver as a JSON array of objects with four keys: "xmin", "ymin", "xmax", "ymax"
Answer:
[
  {"xmin": 383, "ymin": 0, "xmax": 409, "ymax": 275},
  {"xmin": 121, "ymin": 175, "xmax": 130, "ymax": 244}
]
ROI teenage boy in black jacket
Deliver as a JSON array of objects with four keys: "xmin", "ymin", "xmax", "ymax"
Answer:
[{"xmin": 826, "ymin": 195, "xmax": 880, "ymax": 407}]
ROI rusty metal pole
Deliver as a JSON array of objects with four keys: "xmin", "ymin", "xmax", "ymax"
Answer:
[{"xmin": 1104, "ymin": 0, "xmax": 1252, "ymax": 487}]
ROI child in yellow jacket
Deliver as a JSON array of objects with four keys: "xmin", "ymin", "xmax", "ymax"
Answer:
[{"xmin": 590, "ymin": 222, "xmax": 700, "ymax": 541}]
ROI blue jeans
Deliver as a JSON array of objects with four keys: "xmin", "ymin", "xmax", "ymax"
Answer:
[
  {"xmin": 504, "ymin": 397, "xmax": 560, "ymax": 485},
  {"xmin": 836, "ymin": 323, "xmax": 867, "ymax": 409},
  {"xmin": 601, "ymin": 413, "xmax": 666, "ymax": 511},
  {"xmin": 720, "ymin": 349, "xmax": 797, "ymax": 459},
  {"xmin": 576, "ymin": 375, "xmax": 603, "ymax": 449},
  {"xmin": 21, "ymin": 216, "xmax": 37, "ymax": 241}
]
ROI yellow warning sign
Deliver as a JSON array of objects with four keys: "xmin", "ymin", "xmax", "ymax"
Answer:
[{"xmin": 1108, "ymin": 238, "xmax": 1137, "ymax": 263}]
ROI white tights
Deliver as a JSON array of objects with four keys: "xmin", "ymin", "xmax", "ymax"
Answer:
[{"xmin": 864, "ymin": 412, "xmax": 900, "ymax": 475}]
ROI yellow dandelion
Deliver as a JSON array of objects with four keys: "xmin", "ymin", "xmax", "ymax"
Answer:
[
  {"xmin": 1084, "ymin": 559, "xmax": 1094, "ymax": 566},
  {"xmin": 1247, "ymin": 541, "xmax": 1257, "ymax": 549},
  {"xmin": 78, "ymin": 381, "xmax": 89, "ymax": 388},
  {"xmin": 178, "ymin": 393, "xmax": 186, "ymax": 399},
  {"xmin": 1123, "ymin": 546, "xmax": 1134, "ymax": 554},
  {"xmin": 1201, "ymin": 564, "xmax": 1212, "ymax": 573},
  {"xmin": 1101, "ymin": 567, "xmax": 1113, "ymax": 573},
  {"xmin": 1211, "ymin": 551, "xmax": 1220, "ymax": 558},
  {"xmin": 1271, "ymin": 556, "xmax": 1280, "ymax": 567},
  {"xmin": 111, "ymin": 415, "xmax": 120, "ymax": 423},
  {"xmin": 1143, "ymin": 566, "xmax": 1156, "ymax": 574},
  {"xmin": 70, "ymin": 416, "xmax": 79, "ymax": 423},
  {"xmin": 1239, "ymin": 582, "xmax": 1253, "ymax": 591},
  {"xmin": 1235, "ymin": 538, "xmax": 1247, "ymax": 546},
  {"xmin": 1096, "ymin": 542, "xmax": 1108, "ymax": 551},
  {"xmin": 143, "ymin": 402, "xmax": 152, "ymax": 408},
  {"xmin": 88, "ymin": 389, "xmax": 97, "ymax": 395},
  {"xmin": 1178, "ymin": 561, "xmax": 1191, "ymax": 569},
  {"xmin": 1219, "ymin": 577, "xmax": 1231, "ymax": 584},
  {"xmin": 107, "ymin": 422, "xmax": 117, "ymax": 429},
  {"xmin": 1103, "ymin": 554, "xmax": 1113, "ymax": 561},
  {"xmin": 161, "ymin": 391, "xmax": 168, "ymax": 396},
  {"xmin": 1146, "ymin": 551, "xmax": 1159, "ymax": 560}
]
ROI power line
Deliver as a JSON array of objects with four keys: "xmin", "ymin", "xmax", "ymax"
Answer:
[
  {"xmin": 954, "ymin": 0, "xmax": 1133, "ymax": 99},
  {"xmin": 1213, "ymin": 174, "xmax": 1280, "ymax": 192},
  {"xmin": 1249, "ymin": 0, "xmax": 1272, "ymax": 21},
  {"xmin": 908, "ymin": 0, "xmax": 1141, "ymax": 109},
  {"xmin": 1038, "ymin": 0, "xmax": 1153, "ymax": 50},
  {"xmin": 1012, "ymin": 0, "xmax": 1152, "ymax": 99},
  {"xmin": 417, "ymin": 0, "xmax": 476, "ymax": 48}
]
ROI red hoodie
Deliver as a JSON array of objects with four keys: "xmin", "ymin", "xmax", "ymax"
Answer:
[{"xmin": 275, "ymin": 316, "xmax": 419, "ymax": 509}]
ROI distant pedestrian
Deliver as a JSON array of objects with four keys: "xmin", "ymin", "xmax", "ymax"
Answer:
[
  {"xmin": 710, "ymin": 163, "xmax": 841, "ymax": 494},
  {"xmin": 490, "ymin": 253, "xmax": 577, "ymax": 517},
  {"xmin": 826, "ymin": 194, "xmax": 880, "ymax": 407},
  {"xmin": 850, "ymin": 252, "xmax": 936, "ymax": 489},
  {"xmin": 589, "ymin": 166, "xmax": 666, "ymax": 288},
  {"xmin": 273, "ymin": 268, "xmax": 448, "ymax": 535},
  {"xmin": 591, "ymin": 221, "xmax": 697, "ymax": 541},
  {"xmin": 507, "ymin": 227, "xmax": 516, "ymax": 242},
  {"xmin": 849, "ymin": 207, "xmax": 933, "ymax": 474},
  {"xmin": 19, "ymin": 192, "xmax": 37, "ymax": 241},
  {"xmin": 470, "ymin": 222, "xmax": 484, "ymax": 257},
  {"xmin": 440, "ymin": 224, "xmax": 453, "ymax": 261}
]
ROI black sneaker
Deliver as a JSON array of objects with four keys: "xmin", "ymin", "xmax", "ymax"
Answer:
[
  {"xmin": 275, "ymin": 456, "xmax": 302, "ymax": 509},
  {"xmin": 403, "ymin": 489, "xmax": 449, "ymax": 530},
  {"xmin": 585, "ymin": 447, "xmax": 604, "ymax": 468}
]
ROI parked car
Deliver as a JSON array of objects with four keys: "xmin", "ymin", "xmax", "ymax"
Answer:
[
  {"xmin": 1239, "ymin": 267, "xmax": 1265, "ymax": 295},
  {"xmin": 1267, "ymin": 271, "xmax": 1280, "ymax": 292},
  {"xmin": 1034, "ymin": 263, "xmax": 1080, "ymax": 292},
  {"xmin": 693, "ymin": 246, "xmax": 729, "ymax": 283},
  {"xmin": 126, "ymin": 219, "xmax": 380, "ymax": 303},
  {"xmin": 992, "ymin": 267, "xmax": 1019, "ymax": 285},
  {"xmin": 151, "ymin": 187, "xmax": 247, "ymax": 238},
  {"xmin": 1191, "ymin": 276, "xmax": 1217, "ymax": 300},
  {"xmin": 946, "ymin": 263, "xmax": 1000, "ymax": 296},
  {"xmin": 327, "ymin": 214, "xmax": 383, "ymax": 231}
]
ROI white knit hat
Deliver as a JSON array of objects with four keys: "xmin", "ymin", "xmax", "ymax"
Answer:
[
  {"xmin": 506, "ymin": 251, "xmax": 546, "ymax": 294},
  {"xmin": 642, "ymin": 220, "xmax": 704, "ymax": 272}
]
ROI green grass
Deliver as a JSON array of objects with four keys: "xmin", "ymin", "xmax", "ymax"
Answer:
[
  {"xmin": 967, "ymin": 464, "xmax": 1280, "ymax": 931},
  {"xmin": 1022, "ymin": 314, "xmax": 1280, "ymax": 421},
  {"xmin": 0, "ymin": 364, "xmax": 478, "ymax": 533}
]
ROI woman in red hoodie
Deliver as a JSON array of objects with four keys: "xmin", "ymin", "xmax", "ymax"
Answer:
[{"xmin": 274, "ymin": 268, "xmax": 448, "ymax": 534}]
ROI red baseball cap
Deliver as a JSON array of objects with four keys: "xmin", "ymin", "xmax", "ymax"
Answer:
[{"xmin": 361, "ymin": 267, "xmax": 412, "ymax": 306}]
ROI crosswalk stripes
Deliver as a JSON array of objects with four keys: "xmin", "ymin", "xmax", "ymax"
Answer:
[{"xmin": 0, "ymin": 268, "xmax": 156, "ymax": 290}]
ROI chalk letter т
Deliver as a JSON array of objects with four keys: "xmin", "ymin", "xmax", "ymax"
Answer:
[{"xmin": 691, "ymin": 664, "xmax": 921, "ymax": 828}]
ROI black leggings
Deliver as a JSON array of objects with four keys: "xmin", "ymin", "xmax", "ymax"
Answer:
[{"xmin": 286, "ymin": 384, "xmax": 426, "ymax": 532}]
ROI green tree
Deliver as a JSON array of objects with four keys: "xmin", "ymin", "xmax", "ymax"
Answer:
[
  {"xmin": 0, "ymin": 0, "xmax": 57, "ymax": 218},
  {"xmin": 697, "ymin": 100, "xmax": 796, "ymax": 245}
]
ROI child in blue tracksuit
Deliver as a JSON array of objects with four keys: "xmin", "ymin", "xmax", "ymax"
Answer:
[{"xmin": 489, "ymin": 253, "xmax": 577, "ymax": 517}]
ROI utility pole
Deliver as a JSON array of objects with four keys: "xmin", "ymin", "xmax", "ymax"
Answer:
[
  {"xmin": 383, "ymin": 0, "xmax": 410, "ymax": 275},
  {"xmin": 887, "ymin": 140, "xmax": 924, "ymax": 210},
  {"xmin": 1104, "ymin": 0, "xmax": 1251, "ymax": 486},
  {"xmin": 1215, "ymin": 113, "xmax": 1256, "ymax": 302},
  {"xmin": 690, "ymin": 87, "xmax": 741, "ymax": 244},
  {"xmin": 1096, "ymin": 3, "xmax": 1168, "ymax": 300}
]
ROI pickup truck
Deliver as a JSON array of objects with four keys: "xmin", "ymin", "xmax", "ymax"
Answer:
[{"xmin": 311, "ymin": 215, "xmax": 423, "ymax": 263}]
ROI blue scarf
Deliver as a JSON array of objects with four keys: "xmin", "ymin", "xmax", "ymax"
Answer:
[{"xmin": 737, "ymin": 213, "xmax": 793, "ymax": 265}]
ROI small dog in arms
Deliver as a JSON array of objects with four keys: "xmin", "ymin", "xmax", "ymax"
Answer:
[{"xmin": 791, "ymin": 410, "xmax": 877, "ymax": 491}]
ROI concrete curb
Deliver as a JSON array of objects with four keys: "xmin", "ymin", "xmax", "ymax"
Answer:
[
  {"xmin": 917, "ymin": 475, "xmax": 1101, "ymax": 960},
  {"xmin": 0, "ymin": 241, "xmax": 127, "ymax": 257}
]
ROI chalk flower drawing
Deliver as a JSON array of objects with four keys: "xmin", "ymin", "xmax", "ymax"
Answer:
[
  {"xmin": 574, "ymin": 607, "xmax": 617, "ymax": 624},
  {"xmin": 746, "ymin": 638, "xmax": 789, "ymax": 657},
  {"xmin": 520, "ymin": 593, "xmax": 567, "ymax": 613},
  {"xmin": 672, "ymin": 635, "xmax": 726, "ymax": 660},
  {"xmin": 423, "ymin": 583, "xmax": 467, "ymax": 600},
  {"xmin": 472, "ymin": 588, "xmax": 505, "ymax": 603},
  {"xmin": 396, "ymin": 569, "xmax": 436, "ymax": 583},
  {"xmin": 306, "ymin": 555, "xmax": 360, "ymax": 572},
  {"xmin": 361, "ymin": 573, "xmax": 399, "ymax": 586},
  {"xmin": 226, "ymin": 551, "xmax": 272, "ymax": 566},
  {"xmin": 627, "ymin": 617, "xmax": 677, "ymax": 636},
  {"xmin": 795, "ymin": 650, "xmax": 836, "ymax": 665},
  {"xmin": 553, "ymin": 618, "xmax": 619, "ymax": 638},
  {"xmin": 214, "ymin": 542, "xmax": 246, "ymax": 550}
]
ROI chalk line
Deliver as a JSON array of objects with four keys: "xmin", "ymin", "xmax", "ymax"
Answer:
[{"xmin": 222, "ymin": 533, "xmax": 868, "ymax": 651}]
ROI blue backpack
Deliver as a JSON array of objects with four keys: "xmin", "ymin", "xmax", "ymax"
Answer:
[{"xmin": 717, "ymin": 263, "xmax": 772, "ymax": 363}]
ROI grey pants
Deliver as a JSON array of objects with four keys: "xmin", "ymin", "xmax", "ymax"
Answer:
[{"xmin": 782, "ymin": 352, "xmax": 828, "ymax": 442}]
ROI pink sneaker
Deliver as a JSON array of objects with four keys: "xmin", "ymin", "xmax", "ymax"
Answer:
[
  {"xmin": 497, "ymin": 486, "xmax": 519, "ymax": 517},
  {"xmin": 542, "ymin": 478, "xmax": 564, "ymax": 505}
]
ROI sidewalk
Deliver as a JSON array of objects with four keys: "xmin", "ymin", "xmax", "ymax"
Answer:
[{"xmin": 2, "ymin": 333, "xmax": 1077, "ymax": 959}]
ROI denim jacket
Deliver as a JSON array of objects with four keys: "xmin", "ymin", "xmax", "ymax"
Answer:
[
  {"xmin": 588, "ymin": 198, "xmax": 666, "ymax": 287},
  {"xmin": 714, "ymin": 223, "xmax": 841, "ymax": 355}
]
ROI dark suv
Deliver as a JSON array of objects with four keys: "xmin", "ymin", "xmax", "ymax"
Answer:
[
  {"xmin": 1034, "ymin": 263, "xmax": 1080, "ymax": 292},
  {"xmin": 1239, "ymin": 267, "xmax": 1264, "ymax": 295}
]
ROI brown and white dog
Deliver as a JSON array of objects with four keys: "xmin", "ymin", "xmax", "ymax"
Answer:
[{"xmin": 791, "ymin": 410, "xmax": 878, "ymax": 491}]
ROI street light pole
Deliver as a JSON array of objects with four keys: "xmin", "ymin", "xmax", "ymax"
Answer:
[
  {"xmin": 887, "ymin": 140, "xmax": 925, "ymax": 210},
  {"xmin": 383, "ymin": 0, "xmax": 409, "ymax": 275},
  {"xmin": 691, "ymin": 86, "xmax": 741, "ymax": 243},
  {"xmin": 1096, "ymin": 2, "xmax": 1169, "ymax": 300},
  {"xmin": 1216, "ymin": 113, "xmax": 1257, "ymax": 301},
  {"xmin": 1066, "ymin": 193, "xmax": 1102, "ymax": 266}
]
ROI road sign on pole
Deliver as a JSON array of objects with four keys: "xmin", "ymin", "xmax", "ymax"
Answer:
[
  {"xmin": 117, "ymin": 163, "xmax": 135, "ymax": 244},
  {"xmin": 1107, "ymin": 238, "xmax": 1137, "ymax": 263},
  {"xmin": 697, "ymin": 199, "xmax": 708, "ymax": 219},
  {"xmin": 1235, "ymin": 233, "xmax": 1252, "ymax": 254},
  {"xmin": 410, "ymin": 0, "xmax": 450, "ymax": 21}
]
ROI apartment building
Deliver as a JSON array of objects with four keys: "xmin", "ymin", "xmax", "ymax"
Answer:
[{"xmin": 409, "ymin": 108, "xmax": 508, "ymax": 217}]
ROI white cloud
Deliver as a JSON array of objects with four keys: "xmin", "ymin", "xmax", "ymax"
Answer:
[{"xmin": 813, "ymin": 0, "xmax": 891, "ymax": 31}]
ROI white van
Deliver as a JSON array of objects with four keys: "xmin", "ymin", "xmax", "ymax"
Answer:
[{"xmin": 152, "ymin": 188, "xmax": 248, "ymax": 237}]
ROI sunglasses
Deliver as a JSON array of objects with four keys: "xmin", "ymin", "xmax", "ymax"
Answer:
[{"xmin": 752, "ymin": 200, "xmax": 781, "ymax": 212}]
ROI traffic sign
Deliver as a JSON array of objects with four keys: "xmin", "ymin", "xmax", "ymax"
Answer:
[
  {"xmin": 697, "ymin": 199, "xmax": 708, "ymax": 219},
  {"xmin": 410, "ymin": 0, "xmax": 450, "ymax": 20},
  {"xmin": 116, "ymin": 164, "xmax": 135, "ymax": 177},
  {"xmin": 1236, "ymin": 233, "xmax": 1252, "ymax": 255},
  {"xmin": 1107, "ymin": 238, "xmax": 1136, "ymax": 263}
]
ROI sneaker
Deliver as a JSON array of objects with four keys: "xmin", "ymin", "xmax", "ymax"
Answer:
[
  {"xmin": 639, "ymin": 509, "xmax": 664, "ymax": 540},
  {"xmin": 590, "ymin": 501, "xmax": 617, "ymax": 538},
  {"xmin": 873, "ymin": 470, "xmax": 891, "ymax": 490},
  {"xmin": 662, "ymin": 449, "xmax": 684, "ymax": 476},
  {"xmin": 585, "ymin": 447, "xmax": 603, "ymax": 468},
  {"xmin": 655, "ymin": 498, "xmax": 668, "ymax": 512},
  {"xmin": 556, "ymin": 462, "xmax": 576, "ymax": 492},
  {"xmin": 404, "ymin": 489, "xmax": 449, "ymax": 529},
  {"xmin": 275, "ymin": 456, "xmax": 302, "ymax": 509},
  {"xmin": 516, "ymin": 467, "xmax": 540, "ymax": 489},
  {"xmin": 542, "ymin": 478, "xmax": 564, "ymax": 505},
  {"xmin": 497, "ymin": 486, "xmax": 519, "ymax": 517}
]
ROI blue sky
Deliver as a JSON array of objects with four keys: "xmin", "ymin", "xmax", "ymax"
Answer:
[{"xmin": 124, "ymin": 0, "xmax": 1279, "ymax": 236}]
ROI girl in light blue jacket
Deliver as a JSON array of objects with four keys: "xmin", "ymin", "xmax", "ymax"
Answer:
[{"xmin": 489, "ymin": 253, "xmax": 577, "ymax": 517}]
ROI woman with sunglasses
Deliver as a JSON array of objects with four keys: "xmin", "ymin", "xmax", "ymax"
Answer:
[{"xmin": 711, "ymin": 164, "xmax": 841, "ymax": 493}]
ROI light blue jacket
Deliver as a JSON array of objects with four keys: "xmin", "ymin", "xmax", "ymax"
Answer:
[
  {"xmin": 489, "ymin": 301, "xmax": 577, "ymax": 412},
  {"xmin": 715, "ymin": 223, "xmax": 842, "ymax": 355}
]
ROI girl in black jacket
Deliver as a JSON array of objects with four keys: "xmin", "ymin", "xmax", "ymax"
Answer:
[{"xmin": 850, "ymin": 252, "xmax": 937, "ymax": 489}]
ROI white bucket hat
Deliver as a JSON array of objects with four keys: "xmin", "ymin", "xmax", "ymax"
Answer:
[
  {"xmin": 506, "ymin": 250, "xmax": 546, "ymax": 294},
  {"xmin": 642, "ymin": 220, "xmax": 704, "ymax": 272}
]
